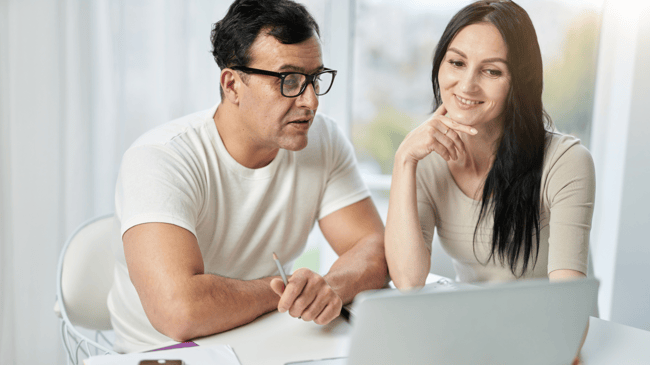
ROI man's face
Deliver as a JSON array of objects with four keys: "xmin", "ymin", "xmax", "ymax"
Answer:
[{"xmin": 236, "ymin": 33, "xmax": 323, "ymax": 153}]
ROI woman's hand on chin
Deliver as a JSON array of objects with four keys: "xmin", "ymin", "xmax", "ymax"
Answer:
[{"xmin": 396, "ymin": 104, "xmax": 477, "ymax": 165}]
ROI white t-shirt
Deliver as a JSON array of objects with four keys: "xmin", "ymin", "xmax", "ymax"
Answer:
[{"xmin": 108, "ymin": 105, "xmax": 369, "ymax": 352}]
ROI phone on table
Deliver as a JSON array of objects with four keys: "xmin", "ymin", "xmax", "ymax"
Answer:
[{"xmin": 139, "ymin": 360, "xmax": 184, "ymax": 365}]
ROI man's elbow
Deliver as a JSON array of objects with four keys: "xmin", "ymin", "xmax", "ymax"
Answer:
[
  {"xmin": 161, "ymin": 310, "xmax": 197, "ymax": 343},
  {"xmin": 367, "ymin": 256, "xmax": 389, "ymax": 288},
  {"xmin": 163, "ymin": 326, "xmax": 195, "ymax": 343},
  {"xmin": 146, "ymin": 297, "xmax": 202, "ymax": 342},
  {"xmin": 361, "ymin": 232, "xmax": 389, "ymax": 287}
]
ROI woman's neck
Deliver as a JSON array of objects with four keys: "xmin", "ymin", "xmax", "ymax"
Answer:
[{"xmin": 452, "ymin": 118, "xmax": 503, "ymax": 177}]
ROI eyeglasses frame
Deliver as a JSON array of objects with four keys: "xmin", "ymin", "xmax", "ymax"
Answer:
[{"xmin": 230, "ymin": 66, "xmax": 337, "ymax": 98}]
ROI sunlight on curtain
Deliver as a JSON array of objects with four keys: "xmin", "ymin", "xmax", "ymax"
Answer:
[{"xmin": 1, "ymin": 1, "xmax": 229, "ymax": 363}]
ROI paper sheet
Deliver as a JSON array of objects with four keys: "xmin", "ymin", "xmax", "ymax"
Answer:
[{"xmin": 84, "ymin": 344, "xmax": 240, "ymax": 365}]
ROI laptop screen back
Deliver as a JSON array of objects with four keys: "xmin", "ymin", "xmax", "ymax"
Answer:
[{"xmin": 347, "ymin": 278, "xmax": 598, "ymax": 365}]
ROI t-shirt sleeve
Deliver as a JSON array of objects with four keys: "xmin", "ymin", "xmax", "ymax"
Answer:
[
  {"xmin": 115, "ymin": 145, "xmax": 204, "ymax": 238},
  {"xmin": 317, "ymin": 120, "xmax": 371, "ymax": 220},
  {"xmin": 545, "ymin": 143, "xmax": 596, "ymax": 275}
]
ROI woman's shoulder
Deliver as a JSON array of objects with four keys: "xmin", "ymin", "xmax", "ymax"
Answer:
[
  {"xmin": 541, "ymin": 131, "xmax": 596, "ymax": 196},
  {"xmin": 543, "ymin": 131, "xmax": 594, "ymax": 170}
]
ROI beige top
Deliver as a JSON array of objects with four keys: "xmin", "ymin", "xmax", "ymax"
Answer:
[{"xmin": 416, "ymin": 132, "xmax": 596, "ymax": 282}]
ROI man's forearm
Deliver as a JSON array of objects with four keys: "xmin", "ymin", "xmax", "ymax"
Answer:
[
  {"xmin": 323, "ymin": 233, "xmax": 388, "ymax": 304},
  {"xmin": 148, "ymin": 274, "xmax": 280, "ymax": 342}
]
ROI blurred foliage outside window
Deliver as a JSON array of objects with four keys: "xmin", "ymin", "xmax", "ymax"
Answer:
[{"xmin": 352, "ymin": 0, "xmax": 603, "ymax": 175}]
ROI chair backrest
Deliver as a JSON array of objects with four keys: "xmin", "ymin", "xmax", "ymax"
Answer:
[{"xmin": 59, "ymin": 214, "xmax": 118, "ymax": 330}]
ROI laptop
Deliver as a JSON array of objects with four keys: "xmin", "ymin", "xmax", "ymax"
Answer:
[
  {"xmin": 348, "ymin": 278, "xmax": 598, "ymax": 365},
  {"xmin": 287, "ymin": 278, "xmax": 598, "ymax": 365}
]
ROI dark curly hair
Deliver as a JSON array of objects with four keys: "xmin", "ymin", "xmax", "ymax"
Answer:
[
  {"xmin": 211, "ymin": 0, "xmax": 319, "ymax": 71},
  {"xmin": 431, "ymin": 0, "xmax": 552, "ymax": 277}
]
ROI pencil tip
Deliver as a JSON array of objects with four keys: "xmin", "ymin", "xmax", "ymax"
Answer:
[{"xmin": 273, "ymin": 252, "xmax": 278, "ymax": 260}]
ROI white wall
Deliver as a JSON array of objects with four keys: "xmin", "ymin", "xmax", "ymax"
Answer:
[
  {"xmin": 0, "ymin": 0, "xmax": 14, "ymax": 362},
  {"xmin": 608, "ymin": 7, "xmax": 650, "ymax": 330},
  {"xmin": 590, "ymin": 0, "xmax": 650, "ymax": 330}
]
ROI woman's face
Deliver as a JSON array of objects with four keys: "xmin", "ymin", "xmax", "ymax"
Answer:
[{"xmin": 438, "ymin": 22, "xmax": 511, "ymax": 129}]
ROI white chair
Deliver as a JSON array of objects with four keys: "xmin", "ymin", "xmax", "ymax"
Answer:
[{"xmin": 54, "ymin": 214, "xmax": 119, "ymax": 364}]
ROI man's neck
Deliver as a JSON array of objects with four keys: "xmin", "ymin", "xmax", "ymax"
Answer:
[{"xmin": 213, "ymin": 103, "xmax": 279, "ymax": 169}]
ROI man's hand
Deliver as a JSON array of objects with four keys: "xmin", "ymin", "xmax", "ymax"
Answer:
[
  {"xmin": 270, "ymin": 268, "xmax": 343, "ymax": 325},
  {"xmin": 267, "ymin": 197, "xmax": 386, "ymax": 326}
]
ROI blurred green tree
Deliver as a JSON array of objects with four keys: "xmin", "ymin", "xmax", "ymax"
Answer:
[
  {"xmin": 543, "ymin": 11, "xmax": 601, "ymax": 147},
  {"xmin": 353, "ymin": 105, "xmax": 414, "ymax": 174}
]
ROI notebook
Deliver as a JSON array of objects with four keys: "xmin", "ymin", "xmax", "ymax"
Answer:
[{"xmin": 288, "ymin": 278, "xmax": 598, "ymax": 365}]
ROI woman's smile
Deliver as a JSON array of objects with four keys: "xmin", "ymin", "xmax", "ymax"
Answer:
[{"xmin": 454, "ymin": 94, "xmax": 484, "ymax": 107}]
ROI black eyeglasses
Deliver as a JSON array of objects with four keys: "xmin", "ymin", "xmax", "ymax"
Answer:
[{"xmin": 230, "ymin": 66, "xmax": 337, "ymax": 98}]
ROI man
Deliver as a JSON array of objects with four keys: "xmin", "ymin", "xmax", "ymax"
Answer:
[{"xmin": 107, "ymin": 0, "xmax": 387, "ymax": 353}]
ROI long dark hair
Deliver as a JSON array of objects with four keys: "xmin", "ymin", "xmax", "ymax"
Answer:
[{"xmin": 431, "ymin": 0, "xmax": 551, "ymax": 276}]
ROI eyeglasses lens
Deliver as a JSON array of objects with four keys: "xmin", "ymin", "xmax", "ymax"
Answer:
[{"xmin": 282, "ymin": 72, "xmax": 334, "ymax": 97}]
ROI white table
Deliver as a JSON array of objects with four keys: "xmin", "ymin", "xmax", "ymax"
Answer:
[
  {"xmin": 581, "ymin": 317, "xmax": 650, "ymax": 364},
  {"xmin": 195, "ymin": 310, "xmax": 350, "ymax": 365},
  {"xmin": 193, "ymin": 311, "xmax": 650, "ymax": 365}
]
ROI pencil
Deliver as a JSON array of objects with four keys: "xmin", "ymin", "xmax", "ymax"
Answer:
[{"xmin": 272, "ymin": 252, "xmax": 288, "ymax": 285}]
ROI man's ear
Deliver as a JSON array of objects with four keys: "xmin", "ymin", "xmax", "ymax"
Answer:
[{"xmin": 220, "ymin": 69, "xmax": 240, "ymax": 104}]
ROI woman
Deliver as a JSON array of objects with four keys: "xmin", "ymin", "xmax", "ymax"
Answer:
[{"xmin": 385, "ymin": 0, "xmax": 595, "ymax": 288}]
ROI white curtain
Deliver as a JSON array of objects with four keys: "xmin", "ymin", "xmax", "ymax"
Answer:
[{"xmin": 0, "ymin": 1, "xmax": 226, "ymax": 363}]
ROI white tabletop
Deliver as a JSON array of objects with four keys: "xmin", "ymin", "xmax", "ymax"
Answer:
[
  {"xmin": 192, "ymin": 311, "xmax": 650, "ymax": 365},
  {"xmin": 195, "ymin": 310, "xmax": 351, "ymax": 365},
  {"xmin": 581, "ymin": 317, "xmax": 650, "ymax": 364}
]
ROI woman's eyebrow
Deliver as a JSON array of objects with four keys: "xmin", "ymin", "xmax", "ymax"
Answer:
[
  {"xmin": 482, "ymin": 57, "xmax": 508, "ymax": 64},
  {"xmin": 447, "ymin": 47, "xmax": 467, "ymax": 58},
  {"xmin": 447, "ymin": 47, "xmax": 507, "ymax": 65}
]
